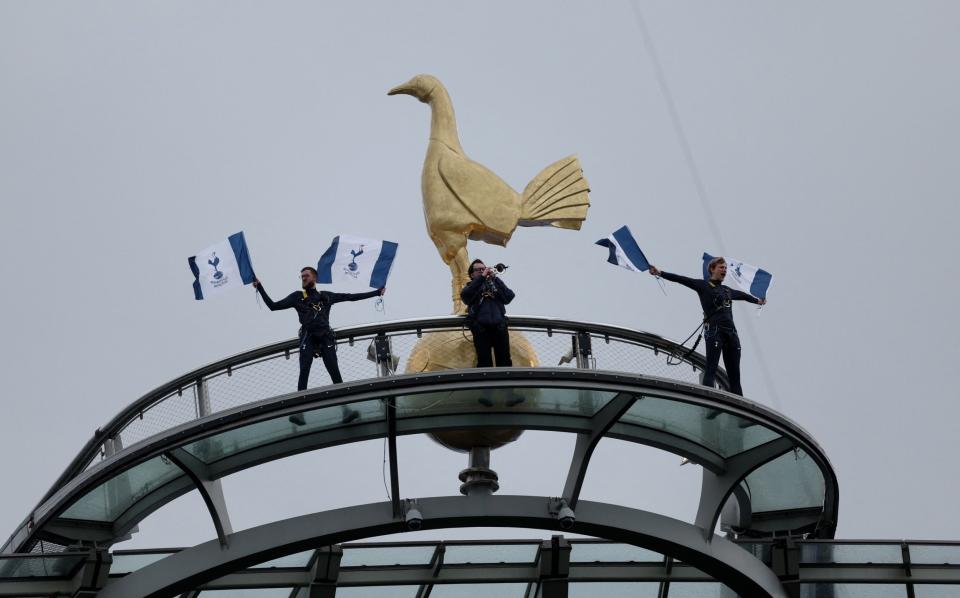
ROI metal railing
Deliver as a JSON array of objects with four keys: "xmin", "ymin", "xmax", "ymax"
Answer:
[{"xmin": 36, "ymin": 315, "xmax": 727, "ymax": 514}]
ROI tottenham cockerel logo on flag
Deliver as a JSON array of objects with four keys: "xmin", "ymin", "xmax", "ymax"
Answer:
[
  {"xmin": 188, "ymin": 232, "xmax": 256, "ymax": 300},
  {"xmin": 702, "ymin": 253, "xmax": 773, "ymax": 300},
  {"xmin": 317, "ymin": 234, "xmax": 398, "ymax": 288}
]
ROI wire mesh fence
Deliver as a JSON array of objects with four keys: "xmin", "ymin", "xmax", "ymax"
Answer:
[{"xmin": 85, "ymin": 317, "xmax": 719, "ymax": 471}]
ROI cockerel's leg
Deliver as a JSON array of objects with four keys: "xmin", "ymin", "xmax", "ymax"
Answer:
[{"xmin": 450, "ymin": 247, "xmax": 471, "ymax": 315}]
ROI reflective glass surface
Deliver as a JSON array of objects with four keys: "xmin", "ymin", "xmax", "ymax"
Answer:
[
  {"xmin": 619, "ymin": 396, "xmax": 779, "ymax": 458},
  {"xmin": 569, "ymin": 582, "xmax": 659, "ymax": 597},
  {"xmin": 340, "ymin": 546, "xmax": 436, "ymax": 567},
  {"xmin": 429, "ymin": 583, "xmax": 528, "ymax": 597},
  {"xmin": 251, "ymin": 550, "xmax": 314, "ymax": 568},
  {"xmin": 914, "ymin": 586, "xmax": 960, "ymax": 597},
  {"xmin": 744, "ymin": 448, "xmax": 824, "ymax": 513},
  {"xmin": 0, "ymin": 554, "xmax": 85, "ymax": 578},
  {"xmin": 336, "ymin": 587, "xmax": 417, "ymax": 598},
  {"xmin": 909, "ymin": 544, "xmax": 960, "ymax": 564},
  {"xmin": 111, "ymin": 551, "xmax": 175, "ymax": 574},
  {"xmin": 198, "ymin": 590, "xmax": 295, "ymax": 597},
  {"xmin": 570, "ymin": 543, "xmax": 663, "ymax": 563},
  {"xmin": 61, "ymin": 456, "xmax": 184, "ymax": 521},
  {"xmin": 800, "ymin": 584, "xmax": 907, "ymax": 598},
  {"xmin": 443, "ymin": 543, "xmax": 539, "ymax": 564},
  {"xmin": 183, "ymin": 400, "xmax": 386, "ymax": 464},
  {"xmin": 396, "ymin": 387, "xmax": 616, "ymax": 419},
  {"xmin": 802, "ymin": 544, "xmax": 903, "ymax": 564},
  {"xmin": 668, "ymin": 583, "xmax": 738, "ymax": 597}
]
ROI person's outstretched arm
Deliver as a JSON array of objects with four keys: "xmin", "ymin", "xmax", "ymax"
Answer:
[
  {"xmin": 494, "ymin": 277, "xmax": 515, "ymax": 304},
  {"xmin": 648, "ymin": 266, "xmax": 702, "ymax": 292},
  {"xmin": 729, "ymin": 288, "xmax": 767, "ymax": 305},
  {"xmin": 253, "ymin": 279, "xmax": 298, "ymax": 311},
  {"xmin": 324, "ymin": 288, "xmax": 385, "ymax": 305}
]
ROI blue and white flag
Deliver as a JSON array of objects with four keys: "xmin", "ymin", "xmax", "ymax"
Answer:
[
  {"xmin": 595, "ymin": 225, "xmax": 651, "ymax": 273},
  {"xmin": 189, "ymin": 232, "xmax": 256, "ymax": 300},
  {"xmin": 702, "ymin": 253, "xmax": 772, "ymax": 299},
  {"xmin": 317, "ymin": 234, "xmax": 398, "ymax": 288}
]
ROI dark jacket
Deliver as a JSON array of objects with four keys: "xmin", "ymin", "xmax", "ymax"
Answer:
[
  {"xmin": 660, "ymin": 272, "xmax": 759, "ymax": 330},
  {"xmin": 257, "ymin": 284, "xmax": 379, "ymax": 334},
  {"xmin": 460, "ymin": 275, "xmax": 515, "ymax": 326}
]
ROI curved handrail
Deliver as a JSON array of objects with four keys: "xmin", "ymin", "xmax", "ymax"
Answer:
[{"xmin": 35, "ymin": 315, "xmax": 728, "ymax": 510}]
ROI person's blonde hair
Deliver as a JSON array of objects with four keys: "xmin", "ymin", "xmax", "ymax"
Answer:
[{"xmin": 708, "ymin": 257, "xmax": 726, "ymax": 274}]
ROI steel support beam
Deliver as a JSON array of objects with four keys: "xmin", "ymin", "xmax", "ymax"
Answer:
[
  {"xmin": 164, "ymin": 449, "xmax": 233, "ymax": 548},
  {"xmin": 694, "ymin": 437, "xmax": 796, "ymax": 539},
  {"xmin": 562, "ymin": 393, "xmax": 637, "ymax": 509},
  {"xmin": 96, "ymin": 495, "xmax": 787, "ymax": 598}
]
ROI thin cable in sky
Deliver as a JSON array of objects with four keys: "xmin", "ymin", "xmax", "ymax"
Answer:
[{"xmin": 626, "ymin": 0, "xmax": 784, "ymax": 411}]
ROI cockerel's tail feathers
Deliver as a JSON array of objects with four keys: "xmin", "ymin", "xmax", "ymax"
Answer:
[{"xmin": 519, "ymin": 155, "xmax": 590, "ymax": 229}]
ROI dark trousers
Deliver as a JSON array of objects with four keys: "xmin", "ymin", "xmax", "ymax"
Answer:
[
  {"xmin": 471, "ymin": 322, "xmax": 512, "ymax": 367},
  {"xmin": 298, "ymin": 329, "xmax": 342, "ymax": 390},
  {"xmin": 702, "ymin": 326, "xmax": 742, "ymax": 396}
]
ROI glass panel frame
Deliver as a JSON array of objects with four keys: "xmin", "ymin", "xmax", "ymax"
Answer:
[{"xmin": 61, "ymin": 456, "xmax": 184, "ymax": 522}]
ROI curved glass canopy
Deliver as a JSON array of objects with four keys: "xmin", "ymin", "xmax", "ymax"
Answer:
[{"xmin": 15, "ymin": 367, "xmax": 835, "ymax": 559}]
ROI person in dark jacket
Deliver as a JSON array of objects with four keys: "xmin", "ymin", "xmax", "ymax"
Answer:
[
  {"xmin": 460, "ymin": 259, "xmax": 515, "ymax": 368},
  {"xmin": 254, "ymin": 267, "xmax": 384, "ymax": 391},
  {"xmin": 648, "ymin": 257, "xmax": 766, "ymax": 396}
]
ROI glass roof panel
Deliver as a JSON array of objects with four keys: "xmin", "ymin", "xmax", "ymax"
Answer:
[
  {"xmin": 569, "ymin": 582, "xmax": 659, "ymax": 597},
  {"xmin": 395, "ymin": 387, "xmax": 617, "ymax": 419},
  {"xmin": 914, "ymin": 586, "xmax": 960, "ymax": 598},
  {"xmin": 909, "ymin": 544, "xmax": 960, "ymax": 564},
  {"xmin": 183, "ymin": 399, "xmax": 386, "ymax": 464},
  {"xmin": 800, "ymin": 584, "xmax": 907, "ymax": 598},
  {"xmin": 744, "ymin": 448, "xmax": 825, "ymax": 513},
  {"xmin": 0, "ymin": 554, "xmax": 86, "ymax": 578},
  {"xmin": 801, "ymin": 544, "xmax": 903, "ymax": 564},
  {"xmin": 197, "ymin": 590, "xmax": 295, "ymax": 597},
  {"xmin": 60, "ymin": 455, "xmax": 184, "ymax": 521},
  {"xmin": 340, "ymin": 545, "xmax": 436, "ymax": 567},
  {"xmin": 429, "ymin": 583, "xmax": 528, "ymax": 597},
  {"xmin": 251, "ymin": 550, "xmax": 314, "ymax": 569},
  {"xmin": 110, "ymin": 551, "xmax": 175, "ymax": 574},
  {"xmin": 337, "ymin": 587, "xmax": 418, "ymax": 597},
  {"xmin": 619, "ymin": 396, "xmax": 779, "ymax": 458},
  {"xmin": 667, "ymin": 583, "xmax": 735, "ymax": 598},
  {"xmin": 569, "ymin": 543, "xmax": 663, "ymax": 563},
  {"xmin": 443, "ymin": 543, "xmax": 539, "ymax": 564}
]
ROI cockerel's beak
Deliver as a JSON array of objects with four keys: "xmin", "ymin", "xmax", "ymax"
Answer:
[{"xmin": 387, "ymin": 83, "xmax": 415, "ymax": 96}]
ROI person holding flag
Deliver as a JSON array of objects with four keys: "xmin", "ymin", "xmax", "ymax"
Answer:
[
  {"xmin": 253, "ymin": 267, "xmax": 385, "ymax": 399},
  {"xmin": 648, "ymin": 257, "xmax": 766, "ymax": 397}
]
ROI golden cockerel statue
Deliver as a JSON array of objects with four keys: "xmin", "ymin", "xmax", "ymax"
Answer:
[{"xmin": 389, "ymin": 74, "xmax": 591, "ymax": 313}]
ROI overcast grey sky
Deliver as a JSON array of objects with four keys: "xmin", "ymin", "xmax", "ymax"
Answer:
[{"xmin": 1, "ymin": 1, "xmax": 959, "ymax": 550}]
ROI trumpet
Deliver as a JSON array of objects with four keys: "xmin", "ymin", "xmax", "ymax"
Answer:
[{"xmin": 482, "ymin": 263, "xmax": 509, "ymax": 278}]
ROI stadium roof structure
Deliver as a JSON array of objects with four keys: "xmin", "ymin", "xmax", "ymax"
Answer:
[{"xmin": 1, "ymin": 316, "xmax": 956, "ymax": 597}]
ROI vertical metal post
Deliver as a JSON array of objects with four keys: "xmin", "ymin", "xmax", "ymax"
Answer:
[
  {"xmin": 308, "ymin": 545, "xmax": 342, "ymax": 598},
  {"xmin": 373, "ymin": 333, "xmax": 396, "ymax": 377},
  {"xmin": 770, "ymin": 538, "xmax": 800, "ymax": 598},
  {"xmin": 535, "ymin": 535, "xmax": 570, "ymax": 598},
  {"xmin": 373, "ymin": 333, "xmax": 402, "ymax": 517},
  {"xmin": 70, "ymin": 548, "xmax": 112, "ymax": 597},
  {"xmin": 458, "ymin": 447, "xmax": 499, "ymax": 495},
  {"xmin": 387, "ymin": 396, "xmax": 401, "ymax": 518},
  {"xmin": 573, "ymin": 332, "xmax": 593, "ymax": 369}
]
